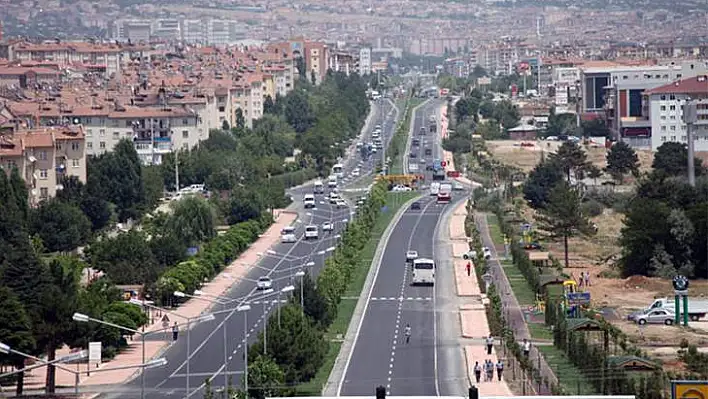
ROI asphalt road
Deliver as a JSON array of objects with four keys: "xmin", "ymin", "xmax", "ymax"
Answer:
[
  {"xmin": 340, "ymin": 99, "xmax": 462, "ymax": 396},
  {"xmin": 95, "ymin": 100, "xmax": 399, "ymax": 399}
]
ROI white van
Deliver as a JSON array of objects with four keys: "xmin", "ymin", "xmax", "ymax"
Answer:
[
  {"xmin": 412, "ymin": 258, "xmax": 435, "ymax": 285},
  {"xmin": 303, "ymin": 194, "xmax": 316, "ymax": 209},
  {"xmin": 430, "ymin": 182, "xmax": 440, "ymax": 196},
  {"xmin": 328, "ymin": 175, "xmax": 338, "ymax": 188},
  {"xmin": 304, "ymin": 225, "xmax": 319, "ymax": 240},
  {"xmin": 314, "ymin": 180, "xmax": 324, "ymax": 194}
]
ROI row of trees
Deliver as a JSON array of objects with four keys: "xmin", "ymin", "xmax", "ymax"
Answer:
[
  {"xmin": 0, "ymin": 170, "xmax": 150, "ymax": 395},
  {"xmin": 239, "ymin": 182, "xmax": 389, "ymax": 398}
]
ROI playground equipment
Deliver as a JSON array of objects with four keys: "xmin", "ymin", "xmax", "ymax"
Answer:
[{"xmin": 563, "ymin": 280, "xmax": 592, "ymax": 318}]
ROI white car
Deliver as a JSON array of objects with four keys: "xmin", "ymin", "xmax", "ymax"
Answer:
[
  {"xmin": 391, "ymin": 185, "xmax": 412, "ymax": 192},
  {"xmin": 304, "ymin": 225, "xmax": 319, "ymax": 240},
  {"xmin": 322, "ymin": 222, "xmax": 334, "ymax": 231},
  {"xmin": 256, "ymin": 277, "xmax": 272, "ymax": 290},
  {"xmin": 453, "ymin": 182, "xmax": 464, "ymax": 191},
  {"xmin": 406, "ymin": 250, "xmax": 419, "ymax": 262},
  {"xmin": 329, "ymin": 192, "xmax": 340, "ymax": 204},
  {"xmin": 303, "ymin": 194, "xmax": 316, "ymax": 209},
  {"xmin": 483, "ymin": 247, "xmax": 492, "ymax": 259},
  {"xmin": 280, "ymin": 227, "xmax": 297, "ymax": 243},
  {"xmin": 351, "ymin": 168, "xmax": 360, "ymax": 177},
  {"xmin": 335, "ymin": 199, "xmax": 347, "ymax": 209}
]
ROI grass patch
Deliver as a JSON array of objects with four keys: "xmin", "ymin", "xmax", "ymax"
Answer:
[
  {"xmin": 537, "ymin": 345, "xmax": 599, "ymax": 395},
  {"xmin": 486, "ymin": 214, "xmax": 505, "ymax": 246},
  {"xmin": 389, "ymin": 98, "xmax": 425, "ymax": 175},
  {"xmin": 295, "ymin": 191, "xmax": 418, "ymax": 395},
  {"xmin": 501, "ymin": 260, "xmax": 536, "ymax": 306},
  {"xmin": 527, "ymin": 323, "xmax": 553, "ymax": 341}
]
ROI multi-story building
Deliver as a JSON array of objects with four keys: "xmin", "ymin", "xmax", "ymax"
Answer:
[
  {"xmin": 359, "ymin": 48, "xmax": 372, "ymax": 76},
  {"xmin": 8, "ymin": 41, "xmax": 123, "ymax": 77},
  {"xmin": 268, "ymin": 40, "xmax": 330, "ymax": 85},
  {"xmin": 112, "ymin": 20, "xmax": 152, "ymax": 43},
  {"xmin": 477, "ymin": 43, "xmax": 521, "ymax": 76},
  {"xmin": 0, "ymin": 125, "xmax": 86, "ymax": 206},
  {"xmin": 182, "ymin": 20, "xmax": 205, "ymax": 44},
  {"xmin": 645, "ymin": 75, "xmax": 708, "ymax": 152},
  {"xmin": 442, "ymin": 57, "xmax": 470, "ymax": 78},
  {"xmin": 329, "ymin": 51, "xmax": 357, "ymax": 76}
]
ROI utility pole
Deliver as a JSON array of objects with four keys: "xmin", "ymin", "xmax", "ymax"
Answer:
[{"xmin": 683, "ymin": 99, "xmax": 697, "ymax": 187}]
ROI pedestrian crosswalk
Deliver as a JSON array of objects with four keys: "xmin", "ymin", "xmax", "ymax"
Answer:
[{"xmin": 370, "ymin": 297, "xmax": 432, "ymax": 301}]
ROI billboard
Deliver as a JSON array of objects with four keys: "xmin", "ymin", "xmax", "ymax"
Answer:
[{"xmin": 671, "ymin": 380, "xmax": 708, "ymax": 399}]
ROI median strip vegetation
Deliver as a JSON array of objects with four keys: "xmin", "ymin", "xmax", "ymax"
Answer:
[
  {"xmin": 387, "ymin": 96, "xmax": 424, "ymax": 175},
  {"xmin": 232, "ymin": 181, "xmax": 417, "ymax": 398}
]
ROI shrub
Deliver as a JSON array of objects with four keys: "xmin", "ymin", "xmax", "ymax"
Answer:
[{"xmin": 581, "ymin": 199, "xmax": 604, "ymax": 217}]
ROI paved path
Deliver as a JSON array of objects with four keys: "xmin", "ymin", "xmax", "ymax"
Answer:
[
  {"xmin": 12, "ymin": 210, "xmax": 297, "ymax": 393},
  {"xmin": 449, "ymin": 201, "xmax": 511, "ymax": 396},
  {"xmin": 474, "ymin": 212, "xmax": 557, "ymax": 395}
]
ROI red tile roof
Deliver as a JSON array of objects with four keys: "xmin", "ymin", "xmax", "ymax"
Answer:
[{"xmin": 645, "ymin": 75, "xmax": 708, "ymax": 95}]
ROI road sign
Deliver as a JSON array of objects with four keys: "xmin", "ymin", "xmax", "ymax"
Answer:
[
  {"xmin": 89, "ymin": 342, "xmax": 102, "ymax": 366},
  {"xmin": 672, "ymin": 380, "xmax": 708, "ymax": 399},
  {"xmin": 441, "ymin": 161, "xmax": 447, "ymax": 167},
  {"xmin": 161, "ymin": 314, "xmax": 170, "ymax": 328}
]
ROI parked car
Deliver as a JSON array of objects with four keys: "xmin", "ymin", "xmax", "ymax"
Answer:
[
  {"xmin": 257, "ymin": 277, "xmax": 273, "ymax": 290},
  {"xmin": 635, "ymin": 309, "xmax": 675, "ymax": 325},
  {"xmin": 462, "ymin": 250, "xmax": 477, "ymax": 260}
]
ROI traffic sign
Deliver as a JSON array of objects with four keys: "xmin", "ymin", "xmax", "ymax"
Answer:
[
  {"xmin": 441, "ymin": 161, "xmax": 447, "ymax": 167},
  {"xmin": 161, "ymin": 314, "xmax": 170, "ymax": 328}
]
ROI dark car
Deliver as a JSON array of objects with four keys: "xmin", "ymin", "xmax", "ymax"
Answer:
[
  {"xmin": 424, "ymin": 148, "xmax": 432, "ymax": 156},
  {"xmin": 409, "ymin": 152, "xmax": 417, "ymax": 158},
  {"xmin": 410, "ymin": 201, "xmax": 421, "ymax": 210}
]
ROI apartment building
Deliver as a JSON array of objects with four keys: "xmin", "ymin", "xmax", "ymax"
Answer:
[
  {"xmin": 579, "ymin": 61, "xmax": 708, "ymax": 147},
  {"xmin": 0, "ymin": 66, "xmax": 62, "ymax": 88},
  {"xmin": 442, "ymin": 57, "xmax": 471, "ymax": 78},
  {"xmin": 9, "ymin": 42, "xmax": 123, "ymax": 77},
  {"xmin": 645, "ymin": 75, "xmax": 708, "ymax": 152},
  {"xmin": 329, "ymin": 51, "xmax": 357, "ymax": 76},
  {"xmin": 0, "ymin": 125, "xmax": 86, "ymax": 206},
  {"xmin": 477, "ymin": 44, "xmax": 521, "ymax": 76},
  {"xmin": 268, "ymin": 40, "xmax": 330, "ymax": 85},
  {"xmin": 359, "ymin": 48, "xmax": 372, "ymax": 76}
]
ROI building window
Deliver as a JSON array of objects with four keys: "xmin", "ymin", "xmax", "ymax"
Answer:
[
  {"xmin": 671, "ymin": 136, "xmax": 676, "ymax": 141},
  {"xmin": 38, "ymin": 150, "xmax": 47, "ymax": 160},
  {"xmin": 670, "ymin": 105, "xmax": 676, "ymax": 110},
  {"xmin": 86, "ymin": 129, "xmax": 93, "ymax": 137},
  {"xmin": 660, "ymin": 116, "xmax": 666, "ymax": 120},
  {"xmin": 660, "ymin": 95, "xmax": 666, "ymax": 100},
  {"xmin": 113, "ymin": 131, "xmax": 120, "ymax": 139},
  {"xmin": 661, "ymin": 126, "xmax": 667, "ymax": 131},
  {"xmin": 100, "ymin": 142, "xmax": 106, "ymax": 149},
  {"xmin": 40, "ymin": 188, "xmax": 48, "ymax": 199},
  {"xmin": 84, "ymin": 117, "xmax": 93, "ymax": 124},
  {"xmin": 182, "ymin": 130, "xmax": 189, "ymax": 139},
  {"xmin": 72, "ymin": 159, "xmax": 80, "ymax": 168},
  {"xmin": 182, "ymin": 119, "xmax": 189, "ymax": 125},
  {"xmin": 676, "ymin": 74, "xmax": 682, "ymax": 79},
  {"xmin": 100, "ymin": 129, "xmax": 106, "ymax": 137},
  {"xmin": 125, "ymin": 120, "xmax": 133, "ymax": 128},
  {"xmin": 670, "ymin": 115, "xmax": 676, "ymax": 120},
  {"xmin": 39, "ymin": 169, "xmax": 48, "ymax": 179},
  {"xmin": 670, "ymin": 95, "xmax": 676, "ymax": 100},
  {"xmin": 71, "ymin": 142, "xmax": 80, "ymax": 151},
  {"xmin": 218, "ymin": 106, "xmax": 225, "ymax": 112},
  {"xmin": 56, "ymin": 142, "xmax": 63, "ymax": 150},
  {"xmin": 87, "ymin": 142, "xmax": 93, "ymax": 149},
  {"xmin": 660, "ymin": 106, "xmax": 666, "ymax": 111},
  {"xmin": 681, "ymin": 136, "xmax": 687, "ymax": 141},
  {"xmin": 661, "ymin": 136, "xmax": 667, "ymax": 142},
  {"xmin": 670, "ymin": 125, "xmax": 676, "ymax": 131}
]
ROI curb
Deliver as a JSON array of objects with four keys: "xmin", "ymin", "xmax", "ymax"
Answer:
[{"xmin": 323, "ymin": 193, "xmax": 422, "ymax": 396}]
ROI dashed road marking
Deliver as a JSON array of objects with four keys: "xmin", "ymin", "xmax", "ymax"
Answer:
[{"xmin": 369, "ymin": 297, "xmax": 432, "ymax": 301}]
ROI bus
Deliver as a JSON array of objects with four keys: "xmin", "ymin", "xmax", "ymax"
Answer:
[
  {"xmin": 429, "ymin": 182, "xmax": 440, "ymax": 196},
  {"xmin": 313, "ymin": 180, "xmax": 324, "ymax": 194},
  {"xmin": 412, "ymin": 258, "xmax": 435, "ymax": 285},
  {"xmin": 332, "ymin": 163, "xmax": 344, "ymax": 178}
]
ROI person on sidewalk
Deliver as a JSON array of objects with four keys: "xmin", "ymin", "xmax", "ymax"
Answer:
[
  {"xmin": 496, "ymin": 359, "xmax": 504, "ymax": 381},
  {"xmin": 473, "ymin": 361, "xmax": 482, "ymax": 383},
  {"xmin": 485, "ymin": 360, "xmax": 494, "ymax": 382},
  {"xmin": 584, "ymin": 271, "xmax": 591, "ymax": 287},
  {"xmin": 485, "ymin": 335, "xmax": 494, "ymax": 355},
  {"xmin": 172, "ymin": 322, "xmax": 179, "ymax": 341},
  {"xmin": 522, "ymin": 338, "xmax": 531, "ymax": 358},
  {"xmin": 466, "ymin": 262, "xmax": 471, "ymax": 276},
  {"xmin": 404, "ymin": 324, "xmax": 411, "ymax": 344}
]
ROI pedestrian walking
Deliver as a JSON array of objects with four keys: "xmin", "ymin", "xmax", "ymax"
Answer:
[
  {"xmin": 466, "ymin": 262, "xmax": 471, "ymax": 276},
  {"xmin": 584, "ymin": 271, "xmax": 591, "ymax": 287},
  {"xmin": 172, "ymin": 322, "xmax": 179, "ymax": 341},
  {"xmin": 578, "ymin": 271, "xmax": 585, "ymax": 288},
  {"xmin": 473, "ymin": 361, "xmax": 482, "ymax": 383},
  {"xmin": 522, "ymin": 338, "xmax": 531, "ymax": 358},
  {"xmin": 485, "ymin": 335, "xmax": 494, "ymax": 355},
  {"xmin": 485, "ymin": 360, "xmax": 494, "ymax": 382},
  {"xmin": 496, "ymin": 360, "xmax": 504, "ymax": 381}
]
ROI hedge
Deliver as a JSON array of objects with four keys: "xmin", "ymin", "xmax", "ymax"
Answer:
[
  {"xmin": 154, "ymin": 213, "xmax": 273, "ymax": 305},
  {"xmin": 269, "ymin": 168, "xmax": 319, "ymax": 189}
]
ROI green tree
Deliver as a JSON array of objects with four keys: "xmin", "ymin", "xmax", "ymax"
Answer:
[
  {"xmin": 476, "ymin": 120, "xmax": 503, "ymax": 140},
  {"xmin": 522, "ymin": 159, "xmax": 564, "ymax": 209},
  {"xmin": 57, "ymin": 176, "xmax": 112, "ymax": 231},
  {"xmin": 221, "ymin": 119, "xmax": 230, "ymax": 131},
  {"xmin": 536, "ymin": 182, "xmax": 596, "ymax": 268},
  {"xmin": 652, "ymin": 141, "xmax": 705, "ymax": 177},
  {"xmin": 263, "ymin": 95, "xmax": 277, "ymax": 115},
  {"xmin": 248, "ymin": 304, "xmax": 328, "ymax": 385},
  {"xmin": 9, "ymin": 167, "xmax": 29, "ymax": 221},
  {"xmin": 619, "ymin": 199, "xmax": 672, "ymax": 277},
  {"xmin": 294, "ymin": 272, "xmax": 332, "ymax": 327},
  {"xmin": 492, "ymin": 100, "xmax": 520, "ymax": 130},
  {"xmin": 284, "ymin": 89, "xmax": 315, "ymax": 134},
  {"xmin": 142, "ymin": 165, "xmax": 165, "ymax": 208},
  {"xmin": 226, "ymin": 188, "xmax": 264, "ymax": 224},
  {"xmin": 478, "ymin": 101, "xmax": 495, "ymax": 119},
  {"xmin": 168, "ymin": 196, "xmax": 216, "ymax": 247},
  {"xmin": 34, "ymin": 256, "xmax": 81, "ymax": 393},
  {"xmin": 244, "ymin": 355, "xmax": 285, "ymax": 399},
  {"xmin": 86, "ymin": 230, "xmax": 161, "ymax": 284},
  {"xmin": 586, "ymin": 164, "xmax": 603, "ymax": 185},
  {"xmin": 581, "ymin": 119, "xmax": 611, "ymax": 137},
  {"xmin": 550, "ymin": 141, "xmax": 588, "ymax": 182},
  {"xmin": 605, "ymin": 141, "xmax": 640, "ymax": 183},
  {"xmin": 0, "ymin": 287, "xmax": 36, "ymax": 396},
  {"xmin": 235, "ymin": 109, "xmax": 246, "ymax": 130},
  {"xmin": 544, "ymin": 109, "xmax": 576, "ymax": 138},
  {"xmin": 29, "ymin": 199, "xmax": 92, "ymax": 252}
]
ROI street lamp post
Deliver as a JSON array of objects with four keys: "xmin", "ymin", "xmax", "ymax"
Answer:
[
  {"xmin": 295, "ymin": 270, "xmax": 306, "ymax": 310},
  {"xmin": 277, "ymin": 285, "xmax": 295, "ymax": 327},
  {"xmin": 238, "ymin": 305, "xmax": 251, "ymax": 393},
  {"xmin": 0, "ymin": 343, "xmax": 86, "ymax": 396}
]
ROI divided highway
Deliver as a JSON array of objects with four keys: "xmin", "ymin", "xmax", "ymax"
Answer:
[
  {"xmin": 99, "ymin": 99, "xmax": 399, "ymax": 398},
  {"xmin": 339, "ymin": 99, "xmax": 466, "ymax": 396}
]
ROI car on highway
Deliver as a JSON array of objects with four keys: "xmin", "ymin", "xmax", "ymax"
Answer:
[
  {"xmin": 419, "ymin": 158, "xmax": 426, "ymax": 164},
  {"xmin": 406, "ymin": 250, "xmax": 419, "ymax": 262},
  {"xmin": 336, "ymin": 199, "xmax": 347, "ymax": 209},
  {"xmin": 280, "ymin": 226, "xmax": 297, "ymax": 243},
  {"xmin": 409, "ymin": 152, "xmax": 417, "ymax": 158},
  {"xmin": 322, "ymin": 221, "xmax": 334, "ymax": 231},
  {"xmin": 424, "ymin": 148, "xmax": 432, "ymax": 156},
  {"xmin": 329, "ymin": 192, "xmax": 340, "ymax": 204},
  {"xmin": 257, "ymin": 277, "xmax": 273, "ymax": 290},
  {"xmin": 635, "ymin": 309, "xmax": 675, "ymax": 325},
  {"xmin": 303, "ymin": 194, "xmax": 316, "ymax": 209},
  {"xmin": 351, "ymin": 168, "xmax": 360, "ymax": 177},
  {"xmin": 483, "ymin": 247, "xmax": 492, "ymax": 259},
  {"xmin": 304, "ymin": 225, "xmax": 319, "ymax": 240},
  {"xmin": 391, "ymin": 184, "xmax": 412, "ymax": 192},
  {"xmin": 410, "ymin": 201, "xmax": 421, "ymax": 210},
  {"xmin": 453, "ymin": 182, "xmax": 464, "ymax": 191}
]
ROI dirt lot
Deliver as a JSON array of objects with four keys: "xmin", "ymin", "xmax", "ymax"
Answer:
[{"xmin": 486, "ymin": 140, "xmax": 654, "ymax": 174}]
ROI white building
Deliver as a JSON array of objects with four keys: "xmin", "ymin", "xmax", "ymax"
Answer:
[
  {"xmin": 645, "ymin": 75, "xmax": 708, "ymax": 152},
  {"xmin": 359, "ymin": 48, "xmax": 372, "ymax": 76}
]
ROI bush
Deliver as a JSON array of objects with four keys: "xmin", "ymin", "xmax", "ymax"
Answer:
[{"xmin": 581, "ymin": 199, "xmax": 604, "ymax": 217}]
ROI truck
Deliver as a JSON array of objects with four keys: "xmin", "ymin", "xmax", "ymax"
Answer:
[
  {"xmin": 628, "ymin": 297, "xmax": 708, "ymax": 322},
  {"xmin": 313, "ymin": 180, "xmax": 324, "ymax": 194}
]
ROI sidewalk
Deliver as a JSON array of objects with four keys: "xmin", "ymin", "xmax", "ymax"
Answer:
[
  {"xmin": 438, "ymin": 101, "xmax": 474, "ymax": 187},
  {"xmin": 449, "ymin": 200, "xmax": 512, "ymax": 396},
  {"xmin": 14, "ymin": 209, "xmax": 297, "ymax": 392}
]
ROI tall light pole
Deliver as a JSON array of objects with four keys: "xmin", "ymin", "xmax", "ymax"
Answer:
[
  {"xmin": 295, "ymin": 270, "xmax": 306, "ymax": 311},
  {"xmin": 0, "ymin": 344, "xmax": 86, "ymax": 396},
  {"xmin": 277, "ymin": 285, "xmax": 295, "ymax": 327},
  {"xmin": 683, "ymin": 99, "xmax": 698, "ymax": 187}
]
